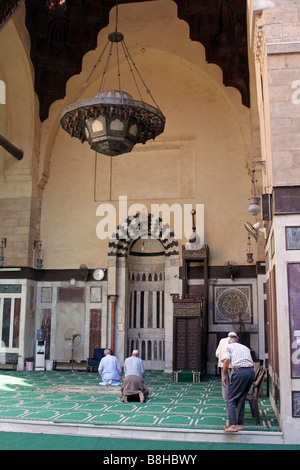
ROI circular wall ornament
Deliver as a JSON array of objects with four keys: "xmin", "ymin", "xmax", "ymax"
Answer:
[{"xmin": 217, "ymin": 288, "xmax": 248, "ymax": 322}]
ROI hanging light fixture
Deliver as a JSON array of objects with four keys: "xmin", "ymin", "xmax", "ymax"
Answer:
[
  {"xmin": 248, "ymin": 167, "xmax": 261, "ymax": 216},
  {"xmin": 60, "ymin": 1, "xmax": 166, "ymax": 157},
  {"xmin": 33, "ymin": 240, "xmax": 43, "ymax": 269},
  {"xmin": 246, "ymin": 235, "xmax": 254, "ymax": 264},
  {"xmin": 0, "ymin": 238, "xmax": 7, "ymax": 267}
]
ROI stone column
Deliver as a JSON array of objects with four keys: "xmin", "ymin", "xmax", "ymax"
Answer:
[
  {"xmin": 253, "ymin": 0, "xmax": 300, "ymax": 444},
  {"xmin": 108, "ymin": 295, "xmax": 118, "ymax": 354}
]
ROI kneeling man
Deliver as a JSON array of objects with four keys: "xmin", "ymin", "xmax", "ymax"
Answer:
[
  {"xmin": 98, "ymin": 348, "xmax": 123, "ymax": 386},
  {"xmin": 121, "ymin": 350, "xmax": 149, "ymax": 402}
]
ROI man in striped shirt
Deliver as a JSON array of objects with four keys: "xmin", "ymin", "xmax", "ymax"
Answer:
[{"xmin": 222, "ymin": 336, "xmax": 255, "ymax": 432}]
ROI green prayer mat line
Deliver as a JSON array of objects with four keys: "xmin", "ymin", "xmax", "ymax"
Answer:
[{"xmin": 0, "ymin": 370, "xmax": 280, "ymax": 432}]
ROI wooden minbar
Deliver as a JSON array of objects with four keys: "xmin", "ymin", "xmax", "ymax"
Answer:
[{"xmin": 172, "ymin": 244, "xmax": 209, "ymax": 375}]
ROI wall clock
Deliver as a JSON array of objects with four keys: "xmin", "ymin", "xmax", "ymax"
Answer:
[{"xmin": 92, "ymin": 268, "xmax": 105, "ymax": 281}]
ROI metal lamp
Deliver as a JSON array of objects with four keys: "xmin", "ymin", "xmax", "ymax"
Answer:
[
  {"xmin": 248, "ymin": 167, "xmax": 261, "ymax": 216},
  {"xmin": 246, "ymin": 235, "xmax": 254, "ymax": 263},
  {"xmin": 60, "ymin": 4, "xmax": 165, "ymax": 157},
  {"xmin": 33, "ymin": 240, "xmax": 43, "ymax": 269},
  {"xmin": 0, "ymin": 238, "xmax": 7, "ymax": 267}
]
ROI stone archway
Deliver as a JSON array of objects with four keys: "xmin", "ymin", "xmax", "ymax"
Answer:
[
  {"xmin": 108, "ymin": 212, "xmax": 180, "ymax": 258},
  {"xmin": 127, "ymin": 237, "xmax": 166, "ymax": 370},
  {"xmin": 107, "ymin": 213, "xmax": 180, "ymax": 371}
]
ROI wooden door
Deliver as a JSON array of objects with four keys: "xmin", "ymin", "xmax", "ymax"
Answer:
[
  {"xmin": 174, "ymin": 317, "xmax": 201, "ymax": 371},
  {"xmin": 89, "ymin": 309, "xmax": 102, "ymax": 357},
  {"xmin": 41, "ymin": 308, "xmax": 51, "ymax": 360}
]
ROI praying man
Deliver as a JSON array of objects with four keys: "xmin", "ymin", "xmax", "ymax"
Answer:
[{"xmin": 98, "ymin": 348, "xmax": 123, "ymax": 386}]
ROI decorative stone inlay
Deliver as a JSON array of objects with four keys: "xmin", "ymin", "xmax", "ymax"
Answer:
[{"xmin": 214, "ymin": 286, "xmax": 252, "ymax": 324}]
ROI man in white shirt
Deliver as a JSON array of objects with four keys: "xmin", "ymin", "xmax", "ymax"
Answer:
[
  {"xmin": 216, "ymin": 332, "xmax": 237, "ymax": 398},
  {"xmin": 121, "ymin": 350, "xmax": 149, "ymax": 403},
  {"xmin": 124, "ymin": 350, "xmax": 145, "ymax": 378},
  {"xmin": 222, "ymin": 337, "xmax": 255, "ymax": 432},
  {"xmin": 98, "ymin": 348, "xmax": 122, "ymax": 386}
]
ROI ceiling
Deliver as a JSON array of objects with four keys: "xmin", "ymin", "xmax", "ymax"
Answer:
[{"xmin": 5, "ymin": 0, "xmax": 250, "ymax": 121}]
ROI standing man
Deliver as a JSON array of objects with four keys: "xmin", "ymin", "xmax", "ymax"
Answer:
[
  {"xmin": 98, "ymin": 348, "xmax": 123, "ymax": 386},
  {"xmin": 222, "ymin": 336, "xmax": 255, "ymax": 432},
  {"xmin": 216, "ymin": 331, "xmax": 238, "ymax": 398}
]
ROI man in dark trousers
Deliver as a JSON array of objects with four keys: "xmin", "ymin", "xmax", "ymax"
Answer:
[{"xmin": 222, "ymin": 335, "xmax": 255, "ymax": 432}]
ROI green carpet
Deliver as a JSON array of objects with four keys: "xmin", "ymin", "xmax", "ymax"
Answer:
[{"xmin": 0, "ymin": 370, "xmax": 280, "ymax": 432}]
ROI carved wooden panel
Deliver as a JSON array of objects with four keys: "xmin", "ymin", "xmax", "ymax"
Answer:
[
  {"xmin": 187, "ymin": 317, "xmax": 200, "ymax": 370},
  {"xmin": 174, "ymin": 316, "xmax": 200, "ymax": 371},
  {"xmin": 175, "ymin": 318, "xmax": 188, "ymax": 370},
  {"xmin": 41, "ymin": 308, "xmax": 51, "ymax": 360},
  {"xmin": 89, "ymin": 308, "xmax": 102, "ymax": 357},
  {"xmin": 173, "ymin": 302, "xmax": 201, "ymax": 317}
]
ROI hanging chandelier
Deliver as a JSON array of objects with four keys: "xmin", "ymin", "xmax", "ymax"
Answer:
[
  {"xmin": 60, "ymin": 3, "xmax": 166, "ymax": 157},
  {"xmin": 248, "ymin": 167, "xmax": 261, "ymax": 216}
]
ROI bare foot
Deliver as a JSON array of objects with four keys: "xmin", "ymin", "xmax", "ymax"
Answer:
[
  {"xmin": 122, "ymin": 395, "xmax": 127, "ymax": 403},
  {"xmin": 224, "ymin": 425, "xmax": 239, "ymax": 432},
  {"xmin": 237, "ymin": 425, "xmax": 244, "ymax": 431},
  {"xmin": 139, "ymin": 392, "xmax": 145, "ymax": 403}
]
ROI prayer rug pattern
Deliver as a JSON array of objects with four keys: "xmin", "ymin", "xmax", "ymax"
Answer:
[{"xmin": 0, "ymin": 371, "xmax": 280, "ymax": 432}]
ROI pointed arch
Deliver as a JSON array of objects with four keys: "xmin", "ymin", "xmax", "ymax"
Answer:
[{"xmin": 108, "ymin": 213, "xmax": 179, "ymax": 257}]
